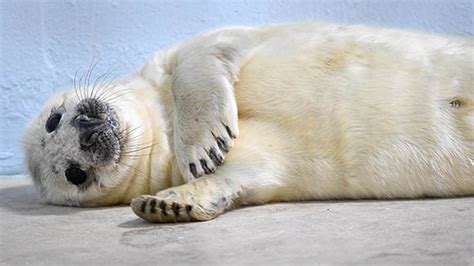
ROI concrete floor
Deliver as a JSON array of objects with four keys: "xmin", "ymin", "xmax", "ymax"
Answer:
[{"xmin": 0, "ymin": 177, "xmax": 473, "ymax": 265}]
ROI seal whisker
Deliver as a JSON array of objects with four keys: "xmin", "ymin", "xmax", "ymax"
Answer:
[
  {"xmin": 88, "ymin": 62, "xmax": 102, "ymax": 101},
  {"xmin": 95, "ymin": 85, "xmax": 127, "ymax": 104},
  {"xmin": 94, "ymin": 76, "xmax": 134, "ymax": 102},
  {"xmin": 121, "ymin": 139, "xmax": 156, "ymax": 148},
  {"xmin": 121, "ymin": 144, "xmax": 158, "ymax": 154},
  {"xmin": 101, "ymin": 91, "xmax": 133, "ymax": 104},
  {"xmin": 122, "ymin": 143, "xmax": 158, "ymax": 154},
  {"xmin": 91, "ymin": 64, "xmax": 119, "ymax": 101},
  {"xmin": 99, "ymin": 85, "xmax": 138, "ymax": 103},
  {"xmin": 123, "ymin": 129, "xmax": 152, "ymax": 139},
  {"xmin": 119, "ymin": 125, "xmax": 143, "ymax": 137},
  {"xmin": 101, "ymin": 84, "xmax": 140, "ymax": 100},
  {"xmin": 122, "ymin": 140, "xmax": 156, "ymax": 149},
  {"xmin": 119, "ymin": 152, "xmax": 157, "ymax": 159},
  {"xmin": 119, "ymin": 161, "xmax": 147, "ymax": 179},
  {"xmin": 84, "ymin": 58, "xmax": 99, "ymax": 99},
  {"xmin": 104, "ymin": 90, "xmax": 135, "ymax": 101},
  {"xmin": 106, "ymin": 98, "xmax": 136, "ymax": 106},
  {"xmin": 118, "ymin": 129, "xmax": 148, "ymax": 144},
  {"xmin": 119, "ymin": 135, "xmax": 148, "ymax": 147},
  {"xmin": 121, "ymin": 152, "xmax": 156, "ymax": 157},
  {"xmin": 95, "ymin": 80, "xmax": 119, "ymax": 102},
  {"xmin": 121, "ymin": 143, "xmax": 158, "ymax": 154},
  {"xmin": 77, "ymin": 69, "xmax": 88, "ymax": 102},
  {"xmin": 73, "ymin": 69, "xmax": 82, "ymax": 102},
  {"xmin": 120, "ymin": 126, "xmax": 148, "ymax": 140}
]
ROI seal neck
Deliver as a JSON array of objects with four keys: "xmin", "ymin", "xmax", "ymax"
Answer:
[{"xmin": 105, "ymin": 73, "xmax": 175, "ymax": 204}]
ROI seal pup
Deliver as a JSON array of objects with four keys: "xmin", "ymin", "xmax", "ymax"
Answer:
[{"xmin": 24, "ymin": 22, "xmax": 473, "ymax": 222}]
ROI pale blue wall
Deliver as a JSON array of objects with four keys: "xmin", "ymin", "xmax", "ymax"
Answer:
[{"xmin": 1, "ymin": 0, "xmax": 473, "ymax": 175}]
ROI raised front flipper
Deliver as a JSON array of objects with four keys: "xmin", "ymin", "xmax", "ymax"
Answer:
[{"xmin": 171, "ymin": 28, "xmax": 265, "ymax": 182}]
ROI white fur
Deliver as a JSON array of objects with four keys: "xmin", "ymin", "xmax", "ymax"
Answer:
[{"xmin": 25, "ymin": 22, "xmax": 473, "ymax": 221}]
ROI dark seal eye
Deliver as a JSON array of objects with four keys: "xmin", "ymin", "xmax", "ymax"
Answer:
[
  {"xmin": 46, "ymin": 113, "xmax": 62, "ymax": 133},
  {"xmin": 65, "ymin": 167, "xmax": 88, "ymax": 185}
]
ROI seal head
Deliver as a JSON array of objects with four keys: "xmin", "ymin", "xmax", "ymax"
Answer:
[{"xmin": 23, "ymin": 88, "xmax": 131, "ymax": 206}]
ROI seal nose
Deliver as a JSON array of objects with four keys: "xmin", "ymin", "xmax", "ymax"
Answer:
[
  {"xmin": 75, "ymin": 115, "xmax": 106, "ymax": 146},
  {"xmin": 65, "ymin": 166, "xmax": 87, "ymax": 185}
]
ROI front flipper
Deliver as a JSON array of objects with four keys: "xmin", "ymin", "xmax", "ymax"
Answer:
[
  {"xmin": 131, "ymin": 176, "xmax": 238, "ymax": 222},
  {"xmin": 173, "ymin": 79, "xmax": 238, "ymax": 181},
  {"xmin": 172, "ymin": 43, "xmax": 242, "ymax": 182}
]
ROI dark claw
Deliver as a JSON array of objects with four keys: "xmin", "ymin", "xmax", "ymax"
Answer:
[
  {"xmin": 216, "ymin": 137, "xmax": 229, "ymax": 153},
  {"xmin": 186, "ymin": 205, "xmax": 193, "ymax": 215},
  {"xmin": 208, "ymin": 148, "xmax": 224, "ymax": 166},
  {"xmin": 140, "ymin": 200, "xmax": 147, "ymax": 213},
  {"xmin": 200, "ymin": 159, "xmax": 213, "ymax": 174},
  {"xmin": 172, "ymin": 202, "xmax": 180, "ymax": 216},
  {"xmin": 159, "ymin": 201, "xmax": 167, "ymax": 216},
  {"xmin": 189, "ymin": 163, "xmax": 198, "ymax": 178},
  {"xmin": 225, "ymin": 125, "xmax": 236, "ymax": 139},
  {"xmin": 149, "ymin": 198, "xmax": 157, "ymax": 213}
]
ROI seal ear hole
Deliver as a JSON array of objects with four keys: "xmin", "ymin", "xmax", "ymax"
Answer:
[
  {"xmin": 450, "ymin": 99, "xmax": 461, "ymax": 108},
  {"xmin": 448, "ymin": 97, "xmax": 468, "ymax": 109}
]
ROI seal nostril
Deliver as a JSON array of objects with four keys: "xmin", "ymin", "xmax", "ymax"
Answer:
[
  {"xmin": 75, "ymin": 114, "xmax": 107, "ymax": 146},
  {"xmin": 65, "ymin": 167, "xmax": 87, "ymax": 186},
  {"xmin": 81, "ymin": 129, "xmax": 96, "ymax": 145},
  {"xmin": 75, "ymin": 114, "xmax": 106, "ymax": 129}
]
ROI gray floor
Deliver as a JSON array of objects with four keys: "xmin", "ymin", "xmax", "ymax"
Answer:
[{"xmin": 0, "ymin": 177, "xmax": 473, "ymax": 265}]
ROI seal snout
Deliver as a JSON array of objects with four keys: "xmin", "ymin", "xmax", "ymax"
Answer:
[
  {"xmin": 75, "ymin": 114, "xmax": 107, "ymax": 146},
  {"xmin": 72, "ymin": 98, "xmax": 122, "ymax": 165}
]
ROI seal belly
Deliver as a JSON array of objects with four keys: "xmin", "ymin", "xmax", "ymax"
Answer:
[{"xmin": 234, "ymin": 25, "xmax": 474, "ymax": 199}]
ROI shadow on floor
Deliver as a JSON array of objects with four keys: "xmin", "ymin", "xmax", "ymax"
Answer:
[
  {"xmin": 0, "ymin": 184, "xmax": 106, "ymax": 216},
  {"xmin": 117, "ymin": 216, "xmax": 209, "ymax": 229},
  {"xmin": 118, "ymin": 218, "xmax": 159, "ymax": 228}
]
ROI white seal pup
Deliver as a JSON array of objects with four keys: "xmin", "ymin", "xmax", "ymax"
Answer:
[{"xmin": 24, "ymin": 22, "xmax": 473, "ymax": 222}]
